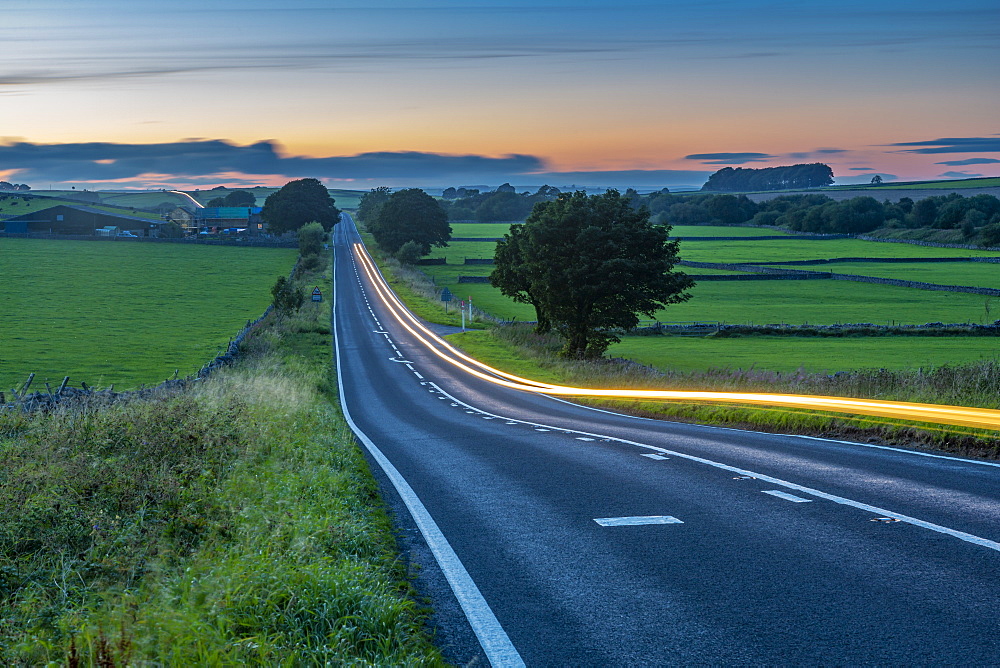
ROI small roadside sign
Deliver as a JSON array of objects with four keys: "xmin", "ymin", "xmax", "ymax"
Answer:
[
  {"xmin": 311, "ymin": 287, "xmax": 323, "ymax": 302},
  {"xmin": 440, "ymin": 287, "xmax": 453, "ymax": 302}
]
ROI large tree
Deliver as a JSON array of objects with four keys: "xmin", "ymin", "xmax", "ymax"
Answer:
[
  {"xmin": 371, "ymin": 188, "xmax": 450, "ymax": 255},
  {"xmin": 223, "ymin": 189, "xmax": 257, "ymax": 207},
  {"xmin": 357, "ymin": 186, "xmax": 392, "ymax": 225},
  {"xmin": 262, "ymin": 178, "xmax": 340, "ymax": 234},
  {"xmin": 492, "ymin": 190, "xmax": 694, "ymax": 358},
  {"xmin": 490, "ymin": 224, "xmax": 551, "ymax": 332}
]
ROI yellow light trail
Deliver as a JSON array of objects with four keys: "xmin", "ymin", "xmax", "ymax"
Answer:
[{"xmin": 353, "ymin": 243, "xmax": 1000, "ymax": 432}]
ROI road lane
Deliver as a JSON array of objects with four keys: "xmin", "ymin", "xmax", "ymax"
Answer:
[{"xmin": 333, "ymin": 215, "xmax": 1000, "ymax": 665}]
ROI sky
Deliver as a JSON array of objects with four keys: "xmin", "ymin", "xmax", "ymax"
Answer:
[{"xmin": 1, "ymin": 0, "xmax": 998, "ymax": 191}]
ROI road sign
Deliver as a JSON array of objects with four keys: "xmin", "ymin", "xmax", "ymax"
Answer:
[
  {"xmin": 311, "ymin": 286, "xmax": 323, "ymax": 302},
  {"xmin": 440, "ymin": 287, "xmax": 453, "ymax": 302}
]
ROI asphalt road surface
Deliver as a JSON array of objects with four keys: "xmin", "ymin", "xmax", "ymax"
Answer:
[{"xmin": 332, "ymin": 215, "xmax": 1000, "ymax": 666}]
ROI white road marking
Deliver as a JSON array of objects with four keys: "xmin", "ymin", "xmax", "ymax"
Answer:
[
  {"xmin": 641, "ymin": 453, "xmax": 669, "ymax": 460},
  {"xmin": 763, "ymin": 490, "xmax": 813, "ymax": 503},
  {"xmin": 576, "ymin": 437, "xmax": 595, "ymax": 441},
  {"xmin": 535, "ymin": 428, "xmax": 550, "ymax": 432},
  {"xmin": 413, "ymin": 372, "xmax": 424, "ymax": 379},
  {"xmin": 334, "ymin": 245, "xmax": 525, "ymax": 668},
  {"xmin": 594, "ymin": 516, "xmax": 683, "ymax": 526},
  {"xmin": 425, "ymin": 383, "xmax": 1000, "ymax": 554}
]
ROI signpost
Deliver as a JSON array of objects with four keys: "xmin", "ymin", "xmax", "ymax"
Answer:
[
  {"xmin": 440, "ymin": 287, "xmax": 452, "ymax": 312},
  {"xmin": 311, "ymin": 287, "xmax": 323, "ymax": 302}
]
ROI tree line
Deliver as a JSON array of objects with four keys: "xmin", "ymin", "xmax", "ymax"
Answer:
[
  {"xmin": 701, "ymin": 164, "xmax": 834, "ymax": 192},
  {"xmin": 438, "ymin": 183, "xmax": 564, "ymax": 221},
  {"xmin": 640, "ymin": 191, "xmax": 1000, "ymax": 245}
]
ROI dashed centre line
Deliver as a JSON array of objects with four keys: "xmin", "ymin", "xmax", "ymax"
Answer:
[
  {"xmin": 594, "ymin": 516, "xmax": 684, "ymax": 527},
  {"xmin": 763, "ymin": 490, "xmax": 813, "ymax": 503}
]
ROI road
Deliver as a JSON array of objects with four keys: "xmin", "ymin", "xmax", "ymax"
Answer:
[{"xmin": 332, "ymin": 214, "xmax": 1000, "ymax": 665}]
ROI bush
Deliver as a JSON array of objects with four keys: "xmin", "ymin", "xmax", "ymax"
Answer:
[{"xmin": 395, "ymin": 240, "xmax": 424, "ymax": 264}]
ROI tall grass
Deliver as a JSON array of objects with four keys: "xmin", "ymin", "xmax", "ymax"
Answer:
[
  {"xmin": 0, "ymin": 258, "xmax": 444, "ymax": 665},
  {"xmin": 450, "ymin": 325, "xmax": 1000, "ymax": 456}
]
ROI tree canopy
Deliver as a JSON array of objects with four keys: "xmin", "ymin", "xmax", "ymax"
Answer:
[
  {"xmin": 491, "ymin": 190, "xmax": 694, "ymax": 358},
  {"xmin": 370, "ymin": 188, "xmax": 451, "ymax": 255},
  {"xmin": 702, "ymin": 163, "xmax": 834, "ymax": 192},
  {"xmin": 261, "ymin": 178, "xmax": 340, "ymax": 234},
  {"xmin": 357, "ymin": 186, "xmax": 391, "ymax": 225},
  {"xmin": 222, "ymin": 189, "xmax": 256, "ymax": 207}
]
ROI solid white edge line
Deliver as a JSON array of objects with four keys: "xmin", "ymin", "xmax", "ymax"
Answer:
[{"xmin": 332, "ymin": 232, "xmax": 525, "ymax": 668}]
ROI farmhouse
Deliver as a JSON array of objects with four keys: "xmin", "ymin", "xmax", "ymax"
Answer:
[
  {"xmin": 194, "ymin": 206, "xmax": 264, "ymax": 234},
  {"xmin": 1, "ymin": 204, "xmax": 159, "ymax": 236}
]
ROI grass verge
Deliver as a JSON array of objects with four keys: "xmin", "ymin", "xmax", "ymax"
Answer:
[
  {"xmin": 0, "ymin": 255, "xmax": 444, "ymax": 665},
  {"xmin": 446, "ymin": 326, "xmax": 1000, "ymax": 459}
]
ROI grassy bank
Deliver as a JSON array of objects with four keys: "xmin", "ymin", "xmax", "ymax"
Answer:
[
  {"xmin": 0, "ymin": 259, "xmax": 443, "ymax": 664},
  {"xmin": 446, "ymin": 326, "xmax": 1000, "ymax": 457}
]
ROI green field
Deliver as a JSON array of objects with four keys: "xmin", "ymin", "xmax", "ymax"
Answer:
[
  {"xmin": 669, "ymin": 225, "xmax": 792, "ymax": 237},
  {"xmin": 446, "ymin": 278, "xmax": 999, "ymax": 326},
  {"xmin": 0, "ymin": 238, "xmax": 297, "ymax": 390},
  {"xmin": 765, "ymin": 261, "xmax": 1000, "ymax": 290},
  {"xmin": 609, "ymin": 336, "xmax": 1000, "ymax": 373},
  {"xmin": 680, "ymin": 238, "xmax": 1000, "ymax": 264}
]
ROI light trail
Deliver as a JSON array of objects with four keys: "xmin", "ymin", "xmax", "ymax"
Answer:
[{"xmin": 352, "ymin": 243, "xmax": 1000, "ymax": 432}]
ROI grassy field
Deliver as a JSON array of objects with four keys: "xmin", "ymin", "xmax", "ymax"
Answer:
[
  {"xmin": 680, "ymin": 238, "xmax": 1000, "ymax": 264},
  {"xmin": 888, "ymin": 177, "xmax": 1000, "ymax": 190},
  {"xmin": 0, "ymin": 261, "xmax": 445, "ymax": 664},
  {"xmin": 0, "ymin": 238, "xmax": 297, "ymax": 391},
  {"xmin": 609, "ymin": 336, "xmax": 1000, "ymax": 374},
  {"xmin": 445, "ymin": 278, "xmax": 999, "ymax": 326},
  {"xmin": 769, "ymin": 261, "xmax": 1000, "ymax": 289}
]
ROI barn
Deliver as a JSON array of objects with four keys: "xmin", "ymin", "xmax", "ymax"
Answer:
[{"xmin": 1, "ymin": 204, "xmax": 159, "ymax": 236}]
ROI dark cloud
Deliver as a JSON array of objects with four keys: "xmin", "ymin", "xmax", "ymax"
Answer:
[
  {"xmin": 684, "ymin": 153, "xmax": 774, "ymax": 165},
  {"xmin": 888, "ymin": 136, "xmax": 1000, "ymax": 154},
  {"xmin": 0, "ymin": 139, "xmax": 544, "ymax": 184},
  {"xmin": 939, "ymin": 171, "xmax": 984, "ymax": 178},
  {"xmin": 849, "ymin": 167, "xmax": 874, "ymax": 171},
  {"xmin": 934, "ymin": 157, "xmax": 1000, "ymax": 166}
]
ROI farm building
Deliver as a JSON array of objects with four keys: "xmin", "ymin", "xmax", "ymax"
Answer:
[
  {"xmin": 1, "ymin": 204, "xmax": 159, "ymax": 236},
  {"xmin": 194, "ymin": 206, "xmax": 264, "ymax": 234}
]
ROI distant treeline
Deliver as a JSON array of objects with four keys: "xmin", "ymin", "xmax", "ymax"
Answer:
[
  {"xmin": 434, "ymin": 181, "xmax": 1000, "ymax": 247},
  {"xmin": 702, "ymin": 163, "xmax": 834, "ymax": 192},
  {"xmin": 439, "ymin": 183, "xmax": 563, "ymax": 221},
  {"xmin": 642, "ymin": 191, "xmax": 1000, "ymax": 245}
]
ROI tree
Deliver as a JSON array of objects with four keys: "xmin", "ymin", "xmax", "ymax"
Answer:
[
  {"xmin": 492, "ymin": 190, "xmax": 694, "ymax": 358},
  {"xmin": 496, "ymin": 182, "xmax": 516, "ymax": 193},
  {"xmin": 357, "ymin": 186, "xmax": 391, "ymax": 225},
  {"xmin": 261, "ymin": 178, "xmax": 340, "ymax": 234},
  {"xmin": 396, "ymin": 240, "xmax": 423, "ymax": 264},
  {"xmin": 207, "ymin": 197, "xmax": 226, "ymax": 207},
  {"xmin": 371, "ymin": 188, "xmax": 451, "ymax": 255},
  {"xmin": 490, "ymin": 224, "xmax": 551, "ymax": 332},
  {"xmin": 270, "ymin": 276, "xmax": 304, "ymax": 315},
  {"xmin": 871, "ymin": 174, "xmax": 883, "ymax": 185},
  {"xmin": 223, "ymin": 190, "xmax": 256, "ymax": 207},
  {"xmin": 298, "ymin": 221, "xmax": 325, "ymax": 257},
  {"xmin": 158, "ymin": 221, "xmax": 185, "ymax": 238}
]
